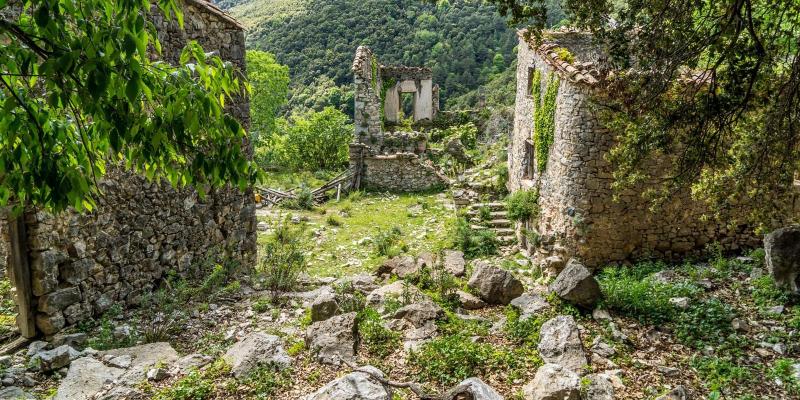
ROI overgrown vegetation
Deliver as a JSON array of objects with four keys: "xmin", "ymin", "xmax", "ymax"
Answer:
[
  {"xmin": 258, "ymin": 217, "xmax": 308, "ymax": 301},
  {"xmin": 505, "ymin": 189, "xmax": 539, "ymax": 222},
  {"xmin": 358, "ymin": 307, "xmax": 401, "ymax": 358},
  {"xmin": 532, "ymin": 73, "xmax": 559, "ymax": 172},
  {"xmin": 452, "ymin": 217, "xmax": 498, "ymax": 258}
]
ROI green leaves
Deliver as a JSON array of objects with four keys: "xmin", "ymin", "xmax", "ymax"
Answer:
[{"xmin": 0, "ymin": 0, "xmax": 257, "ymax": 213}]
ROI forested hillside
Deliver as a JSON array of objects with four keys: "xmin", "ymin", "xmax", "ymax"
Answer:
[{"xmin": 219, "ymin": 0, "xmax": 565, "ymax": 112}]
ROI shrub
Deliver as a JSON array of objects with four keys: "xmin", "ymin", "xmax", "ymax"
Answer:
[
  {"xmin": 478, "ymin": 205, "xmax": 492, "ymax": 221},
  {"xmin": 751, "ymin": 275, "xmax": 791, "ymax": 308},
  {"xmin": 358, "ymin": 308, "xmax": 401, "ymax": 358},
  {"xmin": 691, "ymin": 356, "xmax": 752, "ymax": 393},
  {"xmin": 770, "ymin": 358, "xmax": 800, "ymax": 395},
  {"xmin": 154, "ymin": 359, "xmax": 230, "ymax": 400},
  {"xmin": 452, "ymin": 218, "xmax": 498, "ymax": 258},
  {"xmin": 675, "ymin": 298, "xmax": 736, "ymax": 348},
  {"xmin": 598, "ymin": 264, "xmax": 700, "ymax": 324},
  {"xmin": 505, "ymin": 189, "xmax": 539, "ymax": 222},
  {"xmin": 259, "ymin": 218, "xmax": 307, "ymax": 301},
  {"xmin": 409, "ymin": 334, "xmax": 503, "ymax": 386},
  {"xmin": 283, "ymin": 184, "xmax": 314, "ymax": 210},
  {"xmin": 374, "ymin": 226, "xmax": 403, "ymax": 256},
  {"xmin": 266, "ymin": 107, "xmax": 353, "ymax": 171},
  {"xmin": 242, "ymin": 364, "xmax": 292, "ymax": 398},
  {"xmin": 326, "ymin": 214, "xmax": 342, "ymax": 226}
]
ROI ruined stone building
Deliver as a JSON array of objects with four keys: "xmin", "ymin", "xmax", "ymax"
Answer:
[
  {"xmin": 349, "ymin": 46, "xmax": 449, "ymax": 192},
  {"xmin": 1, "ymin": 0, "xmax": 256, "ymax": 337},
  {"xmin": 508, "ymin": 30, "xmax": 791, "ymax": 268}
]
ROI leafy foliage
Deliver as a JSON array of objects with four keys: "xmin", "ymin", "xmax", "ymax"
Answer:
[
  {"xmin": 0, "ymin": 0, "xmax": 258, "ymax": 212},
  {"xmin": 374, "ymin": 226, "xmax": 404, "ymax": 257},
  {"xmin": 410, "ymin": 333, "xmax": 511, "ymax": 386},
  {"xmin": 357, "ymin": 307, "xmax": 401, "ymax": 357},
  {"xmin": 452, "ymin": 217, "xmax": 498, "ymax": 258},
  {"xmin": 505, "ymin": 189, "xmax": 539, "ymax": 222},
  {"xmin": 675, "ymin": 298, "xmax": 736, "ymax": 348},
  {"xmin": 532, "ymin": 73, "xmax": 558, "ymax": 172},
  {"xmin": 258, "ymin": 217, "xmax": 307, "ymax": 301},
  {"xmin": 690, "ymin": 356, "xmax": 753, "ymax": 393},
  {"xmin": 246, "ymin": 50, "xmax": 290, "ymax": 141}
]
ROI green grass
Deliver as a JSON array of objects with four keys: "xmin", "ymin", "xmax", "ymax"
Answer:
[
  {"xmin": 691, "ymin": 356, "xmax": 753, "ymax": 393},
  {"xmin": 257, "ymin": 192, "xmax": 454, "ymax": 277}
]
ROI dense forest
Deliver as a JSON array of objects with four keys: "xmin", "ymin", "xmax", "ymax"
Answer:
[{"xmin": 219, "ymin": 0, "xmax": 565, "ymax": 113}]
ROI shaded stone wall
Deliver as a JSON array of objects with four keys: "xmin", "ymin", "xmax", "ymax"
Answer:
[
  {"xmin": 15, "ymin": 1, "xmax": 256, "ymax": 336},
  {"xmin": 510, "ymin": 32, "xmax": 763, "ymax": 268},
  {"xmin": 359, "ymin": 153, "xmax": 450, "ymax": 193}
]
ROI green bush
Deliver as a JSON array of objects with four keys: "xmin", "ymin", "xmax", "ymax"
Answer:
[
  {"xmin": 452, "ymin": 218, "xmax": 498, "ymax": 258},
  {"xmin": 259, "ymin": 218, "xmax": 307, "ymax": 301},
  {"xmin": 282, "ymin": 185, "xmax": 314, "ymax": 210},
  {"xmin": 409, "ymin": 334, "xmax": 504, "ymax": 386},
  {"xmin": 358, "ymin": 308, "xmax": 401, "ymax": 358},
  {"xmin": 751, "ymin": 275, "xmax": 791, "ymax": 308},
  {"xmin": 505, "ymin": 189, "xmax": 539, "ymax": 222},
  {"xmin": 770, "ymin": 358, "xmax": 800, "ymax": 395},
  {"xmin": 374, "ymin": 226, "xmax": 404, "ymax": 256},
  {"xmin": 598, "ymin": 264, "xmax": 700, "ymax": 324},
  {"xmin": 675, "ymin": 298, "xmax": 736, "ymax": 348},
  {"xmin": 242, "ymin": 364, "xmax": 292, "ymax": 398},
  {"xmin": 690, "ymin": 356, "xmax": 752, "ymax": 393}
]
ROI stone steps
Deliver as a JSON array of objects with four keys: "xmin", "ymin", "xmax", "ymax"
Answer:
[{"xmin": 469, "ymin": 219, "xmax": 512, "ymax": 228}]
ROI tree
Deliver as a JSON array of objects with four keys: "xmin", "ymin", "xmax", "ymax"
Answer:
[
  {"xmin": 0, "ymin": 0, "xmax": 258, "ymax": 213},
  {"xmin": 281, "ymin": 107, "xmax": 353, "ymax": 172},
  {"xmin": 246, "ymin": 50, "xmax": 290, "ymax": 142},
  {"xmin": 488, "ymin": 0, "xmax": 800, "ymax": 226}
]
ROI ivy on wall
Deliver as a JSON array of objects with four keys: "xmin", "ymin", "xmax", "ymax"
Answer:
[{"xmin": 532, "ymin": 71, "xmax": 559, "ymax": 172}]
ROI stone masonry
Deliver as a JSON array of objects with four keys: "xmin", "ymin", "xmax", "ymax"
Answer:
[
  {"xmin": 351, "ymin": 46, "xmax": 448, "ymax": 192},
  {"xmin": 508, "ymin": 30, "xmax": 792, "ymax": 267},
  {"xmin": 2, "ymin": 0, "xmax": 256, "ymax": 336}
]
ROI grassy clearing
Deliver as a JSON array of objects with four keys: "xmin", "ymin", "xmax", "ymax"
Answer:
[{"xmin": 258, "ymin": 191, "xmax": 455, "ymax": 278}]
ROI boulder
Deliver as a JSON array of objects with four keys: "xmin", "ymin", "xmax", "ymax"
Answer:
[
  {"xmin": 764, "ymin": 226, "xmax": 800, "ymax": 292},
  {"xmin": 30, "ymin": 345, "xmax": 81, "ymax": 372},
  {"xmin": 0, "ymin": 387, "xmax": 35, "ymax": 400},
  {"xmin": 537, "ymin": 315, "xmax": 587, "ymax": 373},
  {"xmin": 522, "ymin": 363, "xmax": 581, "ymax": 400},
  {"xmin": 98, "ymin": 342, "xmax": 179, "ymax": 386},
  {"xmin": 549, "ymin": 259, "xmax": 601, "ymax": 308},
  {"xmin": 457, "ymin": 290, "xmax": 486, "ymax": 310},
  {"xmin": 304, "ymin": 365, "xmax": 392, "ymax": 400},
  {"xmin": 391, "ymin": 301, "xmax": 444, "ymax": 328},
  {"xmin": 443, "ymin": 377, "xmax": 503, "ymax": 400},
  {"xmin": 443, "ymin": 250, "xmax": 466, "ymax": 277},
  {"xmin": 50, "ymin": 332, "xmax": 88, "ymax": 350},
  {"xmin": 365, "ymin": 281, "xmax": 424, "ymax": 309},
  {"xmin": 223, "ymin": 332, "xmax": 291, "ymax": 378},
  {"xmin": 510, "ymin": 293, "xmax": 550, "ymax": 322},
  {"xmin": 583, "ymin": 373, "xmax": 615, "ymax": 400},
  {"xmin": 175, "ymin": 353, "xmax": 213, "ymax": 374},
  {"xmin": 54, "ymin": 357, "xmax": 125, "ymax": 400},
  {"xmin": 306, "ymin": 312, "xmax": 358, "ymax": 365},
  {"xmin": 655, "ymin": 385, "xmax": 689, "ymax": 400},
  {"xmin": 337, "ymin": 274, "xmax": 379, "ymax": 295},
  {"xmin": 311, "ymin": 290, "xmax": 339, "ymax": 322},
  {"xmin": 467, "ymin": 261, "xmax": 524, "ymax": 305},
  {"xmin": 416, "ymin": 252, "xmax": 437, "ymax": 270},
  {"xmin": 379, "ymin": 255, "xmax": 419, "ymax": 278}
]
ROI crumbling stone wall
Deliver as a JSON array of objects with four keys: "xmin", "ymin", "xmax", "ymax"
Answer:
[
  {"xmin": 509, "ymin": 31, "xmax": 764, "ymax": 267},
  {"xmin": 351, "ymin": 47, "xmax": 448, "ymax": 192},
  {"xmin": 13, "ymin": 1, "xmax": 256, "ymax": 336}
]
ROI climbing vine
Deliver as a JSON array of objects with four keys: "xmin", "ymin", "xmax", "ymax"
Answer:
[
  {"xmin": 371, "ymin": 57, "xmax": 379, "ymax": 91},
  {"xmin": 533, "ymin": 73, "xmax": 559, "ymax": 172}
]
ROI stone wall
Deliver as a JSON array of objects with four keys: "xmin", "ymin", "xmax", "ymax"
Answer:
[
  {"xmin": 9, "ymin": 1, "xmax": 256, "ymax": 336},
  {"xmin": 359, "ymin": 152, "xmax": 450, "ymax": 193},
  {"xmin": 509, "ymin": 31, "xmax": 764, "ymax": 268}
]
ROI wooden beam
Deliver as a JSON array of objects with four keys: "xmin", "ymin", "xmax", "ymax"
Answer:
[{"xmin": 7, "ymin": 214, "xmax": 36, "ymax": 338}]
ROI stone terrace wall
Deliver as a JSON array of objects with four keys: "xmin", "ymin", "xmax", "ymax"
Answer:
[
  {"xmin": 361, "ymin": 154, "xmax": 450, "ymax": 193},
  {"xmin": 510, "ymin": 32, "xmax": 761, "ymax": 268},
  {"xmin": 15, "ymin": 1, "xmax": 256, "ymax": 336}
]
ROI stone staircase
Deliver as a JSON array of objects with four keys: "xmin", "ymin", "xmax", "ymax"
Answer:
[{"xmin": 465, "ymin": 202, "xmax": 515, "ymax": 245}]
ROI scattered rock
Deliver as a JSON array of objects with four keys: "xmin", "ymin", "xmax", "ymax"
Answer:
[
  {"xmin": 549, "ymin": 259, "xmax": 601, "ymax": 308},
  {"xmin": 764, "ymin": 225, "xmax": 800, "ymax": 292},
  {"xmin": 257, "ymin": 221, "xmax": 269, "ymax": 231},
  {"xmin": 30, "ymin": 345, "xmax": 81, "ymax": 372},
  {"xmin": 50, "ymin": 332, "xmax": 88, "ymax": 350},
  {"xmin": 732, "ymin": 318, "xmax": 750, "ymax": 332},
  {"xmin": 537, "ymin": 315, "xmax": 588, "ymax": 373},
  {"xmin": 767, "ymin": 305, "xmax": 785, "ymax": 315},
  {"xmin": 338, "ymin": 274, "xmax": 378, "ymax": 295},
  {"xmin": 0, "ymin": 386, "xmax": 35, "ymax": 400},
  {"xmin": 391, "ymin": 301, "xmax": 444, "ymax": 328},
  {"xmin": 380, "ymin": 255, "xmax": 419, "ymax": 279},
  {"xmin": 54, "ymin": 357, "xmax": 125, "ymax": 400},
  {"xmin": 658, "ymin": 366, "xmax": 681, "ymax": 377},
  {"xmin": 467, "ymin": 261, "xmax": 523, "ymax": 305},
  {"xmin": 100, "ymin": 342, "xmax": 179, "ymax": 385},
  {"xmin": 584, "ymin": 373, "xmax": 615, "ymax": 400},
  {"xmin": 306, "ymin": 312, "xmax": 358, "ymax": 365},
  {"xmin": 443, "ymin": 250, "xmax": 466, "ymax": 277},
  {"xmin": 456, "ymin": 290, "xmax": 485, "ymax": 310},
  {"xmin": 443, "ymin": 377, "xmax": 502, "ymax": 400},
  {"xmin": 592, "ymin": 308, "xmax": 612, "ymax": 321},
  {"xmin": 510, "ymin": 292, "xmax": 550, "ymax": 322},
  {"xmin": 669, "ymin": 297, "xmax": 690, "ymax": 309},
  {"xmin": 105, "ymin": 355, "xmax": 132, "ymax": 369},
  {"xmin": 366, "ymin": 281, "xmax": 424, "ymax": 309},
  {"xmin": 697, "ymin": 279, "xmax": 714, "ymax": 290},
  {"xmin": 304, "ymin": 365, "xmax": 392, "ymax": 400},
  {"xmin": 543, "ymin": 255, "xmax": 566, "ymax": 274},
  {"xmin": 523, "ymin": 363, "xmax": 581, "ymax": 400},
  {"xmin": 146, "ymin": 366, "xmax": 168, "ymax": 381},
  {"xmin": 223, "ymin": 332, "xmax": 291, "ymax": 378},
  {"xmin": 175, "ymin": 353, "xmax": 213, "ymax": 373},
  {"xmin": 590, "ymin": 338, "xmax": 616, "ymax": 358},
  {"xmin": 26, "ymin": 341, "xmax": 48, "ymax": 357},
  {"xmin": 311, "ymin": 290, "xmax": 339, "ymax": 322},
  {"xmin": 655, "ymin": 385, "xmax": 690, "ymax": 400}
]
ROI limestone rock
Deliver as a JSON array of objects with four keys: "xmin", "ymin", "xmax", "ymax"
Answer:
[
  {"xmin": 175, "ymin": 353, "xmax": 213, "ymax": 374},
  {"xmin": 0, "ymin": 386, "xmax": 35, "ymax": 400},
  {"xmin": 584, "ymin": 373, "xmax": 615, "ymax": 400},
  {"xmin": 26, "ymin": 341, "xmax": 48, "ymax": 357},
  {"xmin": 378, "ymin": 255, "xmax": 419, "ymax": 278},
  {"xmin": 223, "ymin": 332, "xmax": 291, "ymax": 378},
  {"xmin": 30, "ymin": 345, "xmax": 81, "ymax": 372},
  {"xmin": 549, "ymin": 259, "xmax": 601, "ymax": 308},
  {"xmin": 306, "ymin": 312, "xmax": 358, "ymax": 365},
  {"xmin": 304, "ymin": 365, "xmax": 392, "ymax": 400},
  {"xmin": 338, "ymin": 273, "xmax": 379, "ymax": 295},
  {"xmin": 523, "ymin": 363, "xmax": 580, "ymax": 400},
  {"xmin": 510, "ymin": 292, "xmax": 550, "ymax": 321},
  {"xmin": 443, "ymin": 250, "xmax": 466, "ymax": 277},
  {"xmin": 467, "ymin": 261, "xmax": 523, "ymax": 305},
  {"xmin": 655, "ymin": 385, "xmax": 690, "ymax": 400},
  {"xmin": 537, "ymin": 315, "xmax": 588, "ymax": 373},
  {"xmin": 54, "ymin": 357, "xmax": 125, "ymax": 400},
  {"xmin": 391, "ymin": 301, "xmax": 444, "ymax": 328},
  {"xmin": 38, "ymin": 287, "xmax": 81, "ymax": 315},
  {"xmin": 443, "ymin": 377, "xmax": 502, "ymax": 400},
  {"xmin": 366, "ymin": 281, "xmax": 424, "ymax": 309},
  {"xmin": 100, "ymin": 342, "xmax": 179, "ymax": 385},
  {"xmin": 456, "ymin": 290, "xmax": 486, "ymax": 310},
  {"xmin": 50, "ymin": 332, "xmax": 88, "ymax": 350},
  {"xmin": 311, "ymin": 290, "xmax": 339, "ymax": 322},
  {"xmin": 764, "ymin": 226, "xmax": 800, "ymax": 292}
]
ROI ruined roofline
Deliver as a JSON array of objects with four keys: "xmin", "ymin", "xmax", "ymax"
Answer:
[
  {"xmin": 518, "ymin": 28, "xmax": 601, "ymax": 87},
  {"xmin": 184, "ymin": 0, "xmax": 245, "ymax": 29},
  {"xmin": 351, "ymin": 46, "xmax": 433, "ymax": 79}
]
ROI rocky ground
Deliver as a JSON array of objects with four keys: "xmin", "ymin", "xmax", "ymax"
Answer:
[{"xmin": 0, "ymin": 193, "xmax": 797, "ymax": 400}]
